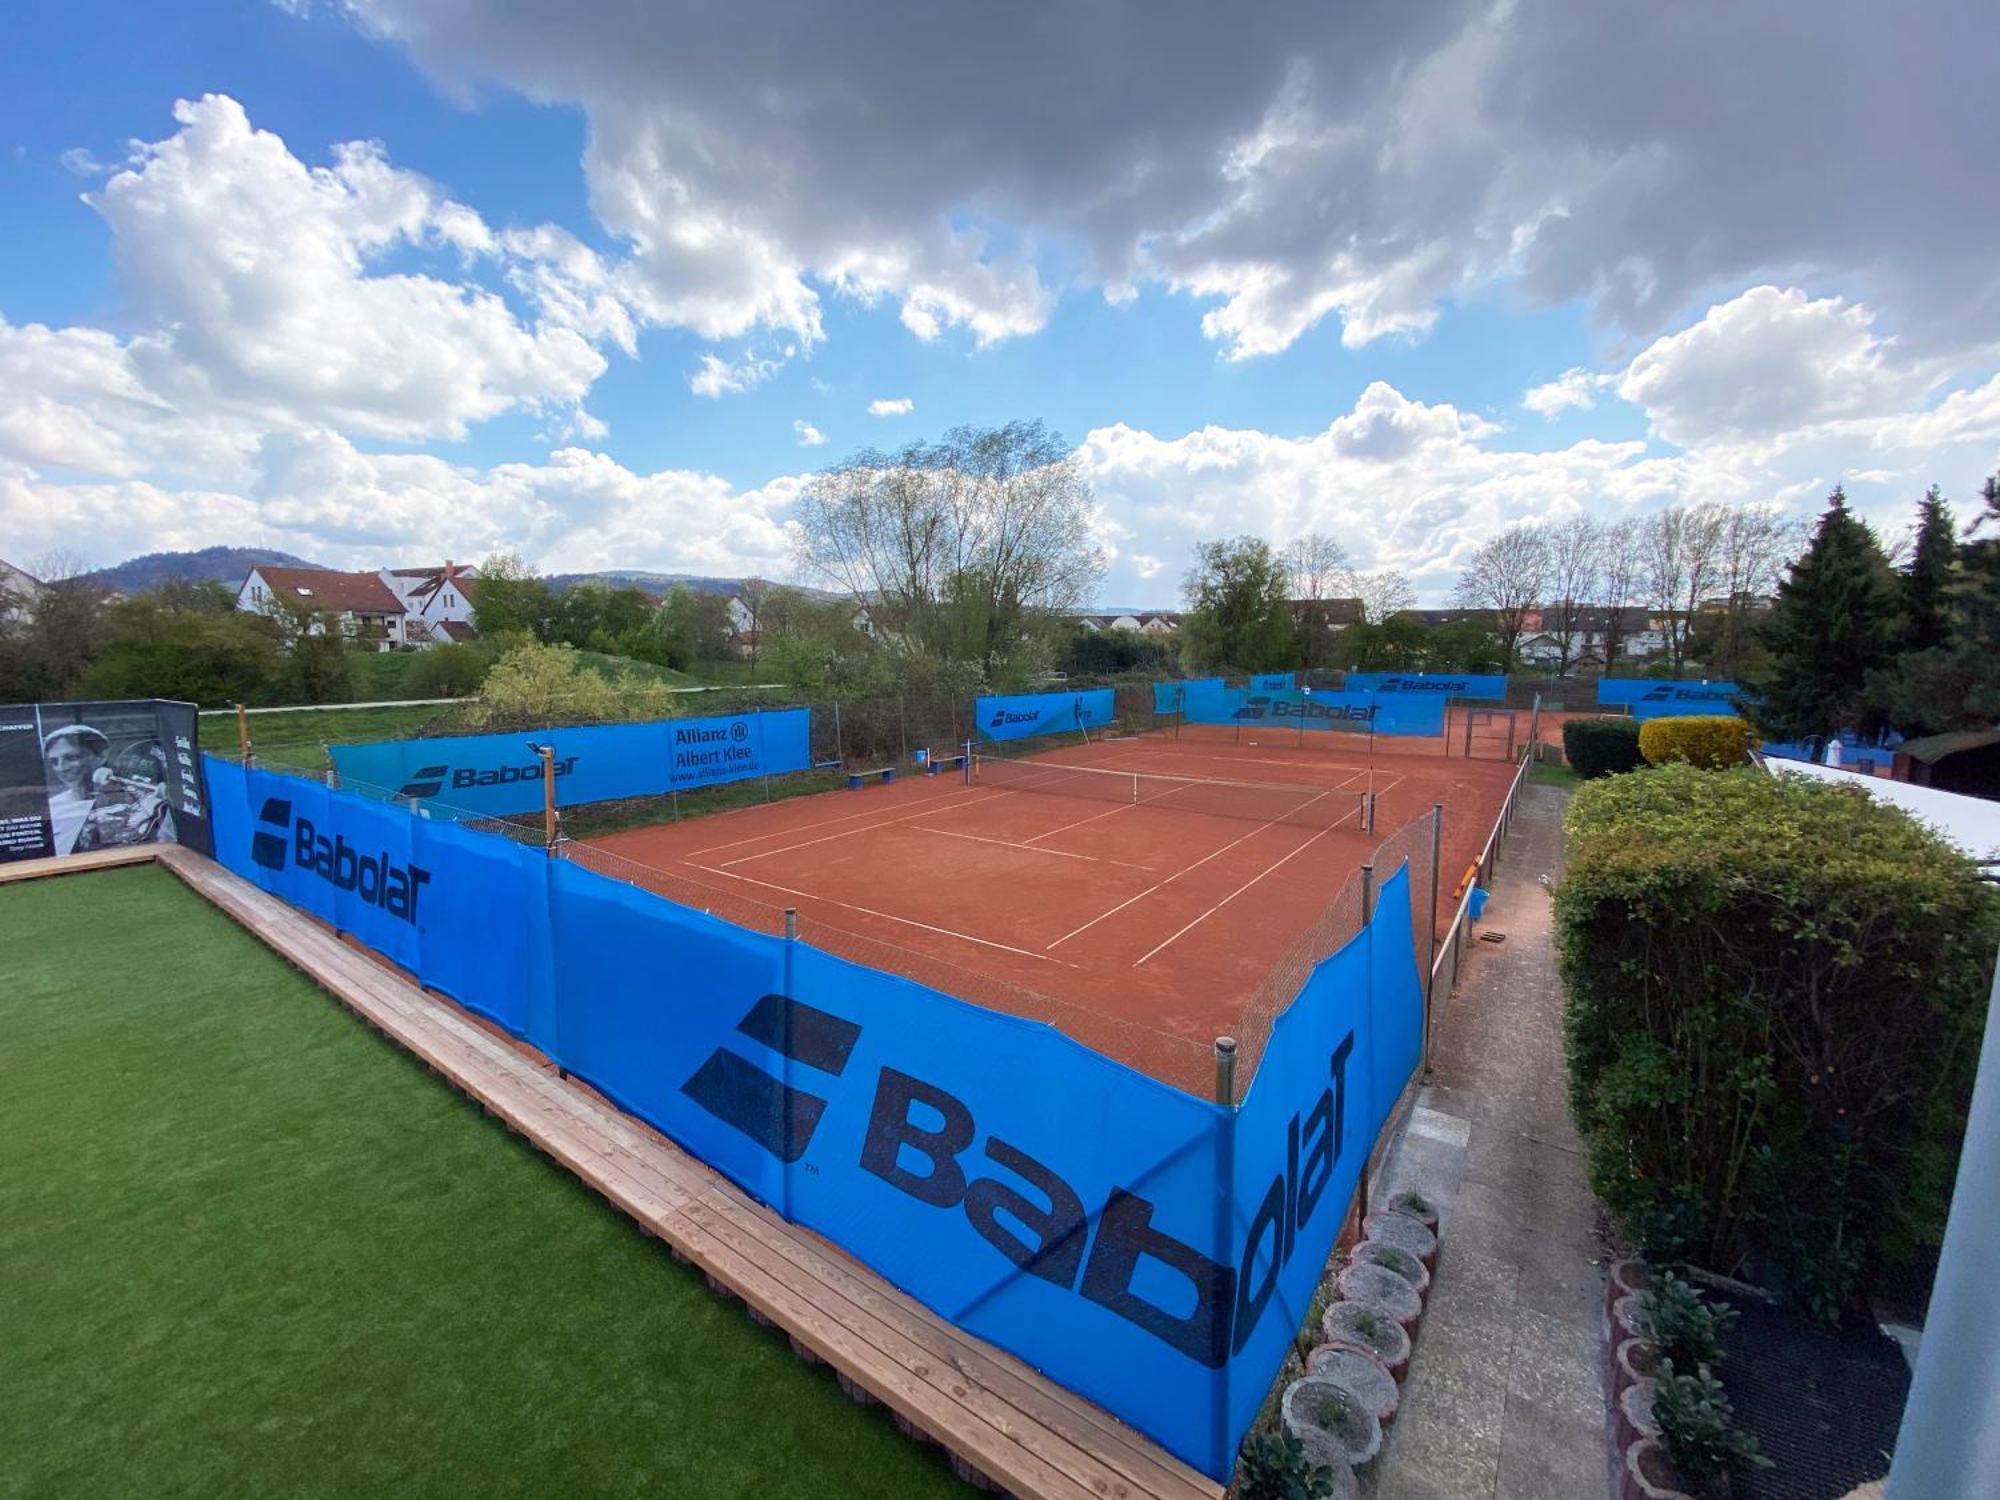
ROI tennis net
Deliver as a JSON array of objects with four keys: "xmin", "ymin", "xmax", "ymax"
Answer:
[{"xmin": 973, "ymin": 755, "xmax": 1366, "ymax": 831}]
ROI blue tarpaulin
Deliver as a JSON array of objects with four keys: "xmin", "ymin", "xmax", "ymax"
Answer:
[
  {"xmin": 199, "ymin": 754, "xmax": 1427, "ymax": 1480},
  {"xmin": 327, "ymin": 708, "xmax": 811, "ymax": 817},
  {"xmin": 975, "ymin": 689, "xmax": 1117, "ymax": 741},
  {"xmin": 1598, "ymin": 678, "xmax": 1743, "ymax": 720},
  {"xmin": 1175, "ymin": 685, "xmax": 1447, "ymax": 739}
]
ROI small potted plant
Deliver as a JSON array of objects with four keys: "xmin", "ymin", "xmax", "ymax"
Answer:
[
  {"xmin": 1385, "ymin": 1189, "xmax": 1438, "ymax": 1231},
  {"xmin": 1282, "ymin": 1375, "xmax": 1383, "ymax": 1470},
  {"xmin": 1304, "ymin": 1343, "xmax": 1399, "ymax": 1427},
  {"xmin": 1650, "ymin": 1359, "xmax": 1768, "ymax": 1499},
  {"xmin": 1352, "ymin": 1240, "xmax": 1431, "ymax": 1302},
  {"xmin": 1237, "ymin": 1428, "xmax": 1353, "ymax": 1500},
  {"xmin": 1361, "ymin": 1210, "xmax": 1438, "ymax": 1271},
  {"xmin": 1321, "ymin": 1300, "xmax": 1411, "ymax": 1381}
]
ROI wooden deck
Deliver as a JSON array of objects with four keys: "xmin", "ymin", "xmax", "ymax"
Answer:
[
  {"xmin": 0, "ymin": 844, "xmax": 160, "ymax": 885},
  {"xmin": 155, "ymin": 847, "xmax": 1224, "ymax": 1500}
]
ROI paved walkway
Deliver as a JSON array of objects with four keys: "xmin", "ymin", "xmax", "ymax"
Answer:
[{"xmin": 1362, "ymin": 782, "xmax": 1611, "ymax": 1500}]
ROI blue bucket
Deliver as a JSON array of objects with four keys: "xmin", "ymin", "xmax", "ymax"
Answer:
[{"xmin": 1468, "ymin": 886, "xmax": 1491, "ymax": 922}]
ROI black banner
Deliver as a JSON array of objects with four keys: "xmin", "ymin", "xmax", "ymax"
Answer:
[{"xmin": 0, "ymin": 699, "xmax": 213, "ymax": 864}]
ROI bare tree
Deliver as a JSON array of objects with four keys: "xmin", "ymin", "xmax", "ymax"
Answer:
[
  {"xmin": 1284, "ymin": 532, "xmax": 1353, "ymax": 601},
  {"xmin": 1640, "ymin": 504, "xmax": 1728, "ymax": 671},
  {"xmin": 1596, "ymin": 518, "xmax": 1646, "ymax": 664},
  {"xmin": 793, "ymin": 420, "xmax": 1104, "ymax": 675},
  {"xmin": 734, "ymin": 577, "xmax": 775, "ymax": 664},
  {"xmin": 1706, "ymin": 505, "xmax": 1802, "ymax": 674},
  {"xmin": 1349, "ymin": 569, "xmax": 1416, "ymax": 623},
  {"xmin": 1540, "ymin": 516, "xmax": 1605, "ymax": 676},
  {"xmin": 1453, "ymin": 526, "xmax": 1550, "ymax": 665}
]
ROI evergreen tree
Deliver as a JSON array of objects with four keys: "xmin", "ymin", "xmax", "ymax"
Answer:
[
  {"xmin": 1903, "ymin": 485, "xmax": 1958, "ymax": 653},
  {"xmin": 1868, "ymin": 474, "xmax": 2000, "ymax": 734},
  {"xmin": 1757, "ymin": 487, "xmax": 1902, "ymax": 740}
]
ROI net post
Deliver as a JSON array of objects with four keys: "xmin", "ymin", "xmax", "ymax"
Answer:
[
  {"xmin": 1213, "ymin": 1036, "xmax": 1238, "ymax": 1107},
  {"xmin": 962, "ymin": 740, "xmax": 973, "ymax": 785},
  {"xmin": 234, "ymin": 702, "xmax": 253, "ymax": 768}
]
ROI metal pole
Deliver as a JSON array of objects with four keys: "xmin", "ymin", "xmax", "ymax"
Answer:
[
  {"xmin": 1213, "ymin": 1036, "xmax": 1238, "ymax": 1107},
  {"xmin": 234, "ymin": 702, "xmax": 252, "ymax": 768},
  {"xmin": 533, "ymin": 744, "xmax": 558, "ymax": 856},
  {"xmin": 962, "ymin": 739, "xmax": 973, "ymax": 785},
  {"xmin": 833, "ymin": 700, "xmax": 845, "ymax": 764},
  {"xmin": 1886, "ymin": 951, "xmax": 2000, "ymax": 1499},
  {"xmin": 1361, "ymin": 861, "xmax": 1375, "ymax": 925}
]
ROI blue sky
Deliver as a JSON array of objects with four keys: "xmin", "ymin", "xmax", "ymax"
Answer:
[{"xmin": 2, "ymin": 1, "xmax": 1995, "ymax": 603}]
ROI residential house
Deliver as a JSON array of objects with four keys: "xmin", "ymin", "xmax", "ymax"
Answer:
[
  {"xmin": 383, "ymin": 562, "xmax": 480, "ymax": 644},
  {"xmin": 1289, "ymin": 597, "xmax": 1364, "ymax": 630},
  {"xmin": 1516, "ymin": 606, "xmax": 1665, "ymax": 671},
  {"xmin": 1070, "ymin": 611, "xmax": 1184, "ymax": 634}
]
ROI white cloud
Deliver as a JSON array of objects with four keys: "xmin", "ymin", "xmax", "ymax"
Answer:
[
  {"xmin": 689, "ymin": 351, "xmax": 782, "ymax": 398},
  {"xmin": 1523, "ymin": 368, "xmax": 1608, "ymax": 419},
  {"xmin": 868, "ymin": 397, "xmax": 914, "ymax": 417},
  {"xmin": 1617, "ymin": 286, "xmax": 1944, "ymax": 450},
  {"xmin": 59, "ymin": 147, "xmax": 107, "ymax": 176},
  {"xmin": 82, "ymin": 95, "xmax": 619, "ymax": 443},
  {"xmin": 793, "ymin": 419, "xmax": 827, "ymax": 447}
]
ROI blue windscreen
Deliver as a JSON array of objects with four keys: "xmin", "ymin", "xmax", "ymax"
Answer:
[
  {"xmin": 1598, "ymin": 679, "xmax": 1743, "ymax": 720},
  {"xmin": 974, "ymin": 689, "xmax": 1116, "ymax": 741},
  {"xmin": 327, "ymin": 708, "xmax": 811, "ymax": 817},
  {"xmin": 1343, "ymin": 672, "xmax": 1507, "ymax": 699}
]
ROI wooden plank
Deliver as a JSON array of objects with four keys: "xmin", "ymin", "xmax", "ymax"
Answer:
[
  {"xmin": 154, "ymin": 850, "xmax": 1223, "ymax": 1500},
  {"xmin": 0, "ymin": 844, "xmax": 159, "ymax": 885}
]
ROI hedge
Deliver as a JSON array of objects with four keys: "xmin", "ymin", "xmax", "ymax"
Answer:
[
  {"xmin": 1562, "ymin": 717, "xmax": 1644, "ymax": 779},
  {"xmin": 1638, "ymin": 715, "xmax": 1756, "ymax": 769},
  {"xmin": 1557, "ymin": 764, "xmax": 1996, "ymax": 1317}
]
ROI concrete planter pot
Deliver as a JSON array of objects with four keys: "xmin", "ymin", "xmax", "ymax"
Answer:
[
  {"xmin": 1608, "ymin": 1256, "xmax": 1654, "ymax": 1319},
  {"xmin": 1304, "ymin": 1343, "xmax": 1401, "ymax": 1428},
  {"xmin": 1282, "ymin": 1374, "xmax": 1384, "ymax": 1471},
  {"xmin": 1614, "ymin": 1336, "xmax": 1659, "ymax": 1400},
  {"xmin": 1362, "ymin": 1210, "xmax": 1439, "ymax": 1272},
  {"xmin": 1336, "ymin": 1262, "xmax": 1423, "ymax": 1334},
  {"xmin": 1384, "ymin": 1190, "xmax": 1439, "ymax": 1232},
  {"xmin": 1321, "ymin": 1299, "xmax": 1412, "ymax": 1382},
  {"xmin": 1353, "ymin": 1239, "xmax": 1432, "ymax": 1303},
  {"xmin": 1622, "ymin": 1438, "xmax": 1696, "ymax": 1500},
  {"xmin": 1612, "ymin": 1292, "xmax": 1649, "ymax": 1343},
  {"xmin": 1617, "ymin": 1378, "xmax": 1660, "ymax": 1453}
]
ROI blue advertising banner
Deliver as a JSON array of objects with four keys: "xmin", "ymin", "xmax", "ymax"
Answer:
[
  {"xmin": 1194, "ymin": 689, "xmax": 1448, "ymax": 740},
  {"xmin": 198, "ymin": 753, "xmax": 1427, "ymax": 1481},
  {"xmin": 1250, "ymin": 672, "xmax": 1296, "ymax": 693},
  {"xmin": 1598, "ymin": 679, "xmax": 1743, "ymax": 720},
  {"xmin": 328, "ymin": 708, "xmax": 811, "ymax": 817},
  {"xmin": 975, "ymin": 689, "xmax": 1116, "ymax": 742},
  {"xmin": 1343, "ymin": 672, "xmax": 1508, "ymax": 699},
  {"xmin": 1154, "ymin": 678, "xmax": 1226, "ymax": 715}
]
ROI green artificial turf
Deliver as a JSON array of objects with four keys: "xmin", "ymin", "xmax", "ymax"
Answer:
[{"xmin": 0, "ymin": 865, "xmax": 965, "ymax": 1500}]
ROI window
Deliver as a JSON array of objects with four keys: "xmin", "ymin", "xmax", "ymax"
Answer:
[{"xmin": 296, "ymin": 586, "xmax": 314, "ymax": 597}]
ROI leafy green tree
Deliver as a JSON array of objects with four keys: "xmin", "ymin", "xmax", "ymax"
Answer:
[
  {"xmin": 470, "ymin": 553, "xmax": 561, "ymax": 641},
  {"xmin": 557, "ymin": 580, "xmax": 655, "ymax": 649},
  {"xmin": 1060, "ymin": 627, "xmax": 1175, "ymax": 677},
  {"xmin": 1179, "ymin": 536, "xmax": 1297, "ymax": 670},
  {"xmin": 1756, "ymin": 487, "xmax": 1901, "ymax": 740},
  {"xmin": 1328, "ymin": 615, "xmax": 1503, "ymax": 674},
  {"xmin": 82, "ymin": 586, "xmax": 283, "ymax": 704},
  {"xmin": 654, "ymin": 584, "xmax": 734, "ymax": 669}
]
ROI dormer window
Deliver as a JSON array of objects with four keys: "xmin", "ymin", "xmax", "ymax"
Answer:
[{"xmin": 296, "ymin": 586, "xmax": 314, "ymax": 597}]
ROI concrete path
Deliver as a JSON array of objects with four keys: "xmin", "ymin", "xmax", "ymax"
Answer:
[{"xmin": 1362, "ymin": 782, "xmax": 1612, "ymax": 1500}]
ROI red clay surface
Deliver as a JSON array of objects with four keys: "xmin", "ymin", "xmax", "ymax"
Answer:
[{"xmin": 579, "ymin": 731, "xmax": 1517, "ymax": 1093}]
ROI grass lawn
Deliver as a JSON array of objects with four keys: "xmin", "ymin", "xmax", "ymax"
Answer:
[
  {"xmin": 0, "ymin": 865, "xmax": 965, "ymax": 1500},
  {"xmin": 202, "ymin": 702, "xmax": 466, "ymax": 773},
  {"xmin": 1528, "ymin": 760, "xmax": 1581, "ymax": 789}
]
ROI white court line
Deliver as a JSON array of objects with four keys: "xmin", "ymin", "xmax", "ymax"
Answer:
[
  {"xmin": 1043, "ymin": 784, "xmax": 1355, "ymax": 952},
  {"xmin": 685, "ymin": 778, "xmax": 979, "ymax": 858},
  {"xmin": 908, "ymin": 824, "xmax": 1160, "ymax": 873},
  {"xmin": 1016, "ymin": 763, "xmax": 1354, "ymax": 847},
  {"xmin": 690, "ymin": 863, "xmax": 1068, "ymax": 964},
  {"xmin": 715, "ymin": 790, "xmax": 1016, "ymax": 869},
  {"xmin": 1134, "ymin": 799, "xmax": 1365, "ymax": 968}
]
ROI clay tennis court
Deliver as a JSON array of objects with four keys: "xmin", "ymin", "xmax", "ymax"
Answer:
[{"xmin": 573, "ymin": 732, "xmax": 1519, "ymax": 1092}]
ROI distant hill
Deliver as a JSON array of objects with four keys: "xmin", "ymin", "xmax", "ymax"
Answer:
[
  {"xmin": 546, "ymin": 571, "xmax": 845, "ymax": 601},
  {"xmin": 83, "ymin": 547, "xmax": 325, "ymax": 594}
]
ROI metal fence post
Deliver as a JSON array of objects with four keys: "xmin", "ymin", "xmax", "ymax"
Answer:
[
  {"xmin": 234, "ymin": 702, "xmax": 253, "ymax": 768},
  {"xmin": 1360, "ymin": 861, "xmax": 1375, "ymax": 925},
  {"xmin": 1424, "ymin": 804, "xmax": 1443, "ymax": 1069},
  {"xmin": 1213, "ymin": 1036, "xmax": 1237, "ymax": 1107}
]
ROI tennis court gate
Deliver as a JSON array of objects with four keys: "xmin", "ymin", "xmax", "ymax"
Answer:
[{"xmin": 1462, "ymin": 707, "xmax": 1518, "ymax": 760}]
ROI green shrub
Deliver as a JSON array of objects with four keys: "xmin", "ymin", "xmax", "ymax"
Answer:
[
  {"xmin": 1237, "ymin": 1430, "xmax": 1336, "ymax": 1500},
  {"xmin": 1638, "ymin": 715, "xmax": 1756, "ymax": 769},
  {"xmin": 1652, "ymin": 1359, "xmax": 1768, "ymax": 1496},
  {"xmin": 1558, "ymin": 764, "xmax": 1996, "ymax": 1314},
  {"xmin": 1637, "ymin": 1271, "xmax": 1736, "ymax": 1370},
  {"xmin": 1562, "ymin": 717, "xmax": 1644, "ymax": 778}
]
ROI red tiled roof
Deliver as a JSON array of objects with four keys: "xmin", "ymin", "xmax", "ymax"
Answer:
[
  {"xmin": 251, "ymin": 567, "xmax": 404, "ymax": 615},
  {"xmin": 436, "ymin": 620, "xmax": 477, "ymax": 642}
]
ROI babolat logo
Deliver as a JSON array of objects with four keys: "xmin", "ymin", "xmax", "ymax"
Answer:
[
  {"xmin": 1232, "ymin": 695, "xmax": 1271, "ymax": 721},
  {"xmin": 1639, "ymin": 684, "xmax": 1731, "ymax": 703},
  {"xmin": 684, "ymin": 996, "xmax": 1358, "ymax": 1367},
  {"xmin": 1269, "ymin": 697, "xmax": 1375, "ymax": 724},
  {"xmin": 989, "ymin": 708, "xmax": 1041, "ymax": 728},
  {"xmin": 1380, "ymin": 677, "xmax": 1466, "ymax": 694},
  {"xmin": 398, "ymin": 756, "xmax": 579, "ymax": 799},
  {"xmin": 249, "ymin": 796, "xmax": 431, "ymax": 923}
]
